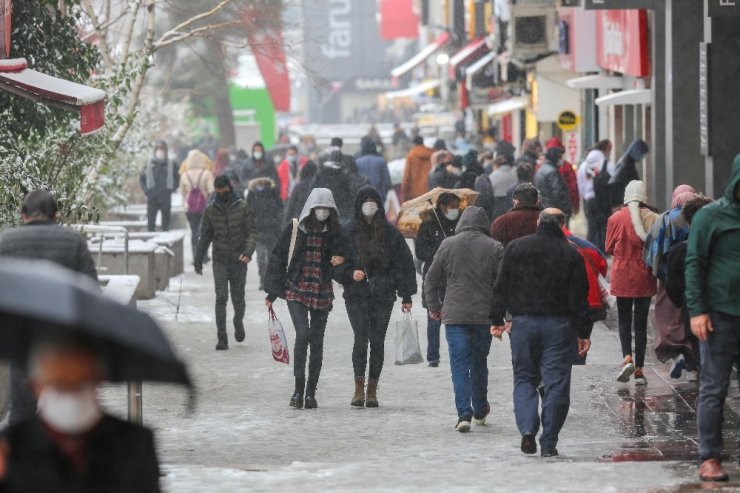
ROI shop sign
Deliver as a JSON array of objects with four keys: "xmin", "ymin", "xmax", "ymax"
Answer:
[
  {"xmin": 595, "ymin": 9, "xmax": 649, "ymax": 77},
  {"xmin": 557, "ymin": 110, "xmax": 580, "ymax": 131},
  {"xmin": 699, "ymin": 43, "xmax": 711, "ymax": 156},
  {"xmin": 708, "ymin": 0, "xmax": 740, "ymax": 17}
]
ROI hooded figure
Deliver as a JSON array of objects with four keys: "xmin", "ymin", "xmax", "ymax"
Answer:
[
  {"xmin": 685, "ymin": 156, "xmax": 740, "ymax": 482},
  {"xmin": 311, "ymin": 148, "xmax": 355, "ymax": 221},
  {"xmin": 356, "ymin": 137, "xmax": 391, "ymax": 201},
  {"xmin": 264, "ymin": 188, "xmax": 345, "ymax": 410},
  {"xmin": 334, "ymin": 185, "xmax": 417, "ymax": 408},
  {"xmin": 547, "ymin": 138, "xmax": 579, "ymax": 217},
  {"xmin": 424, "ymin": 206, "xmax": 504, "ymax": 431},
  {"xmin": 245, "ymin": 141, "xmax": 281, "ymax": 187},
  {"xmin": 284, "ymin": 161, "xmax": 318, "ymax": 222},
  {"xmin": 139, "ymin": 141, "xmax": 179, "ymax": 231},
  {"xmin": 608, "ymin": 139, "xmax": 648, "ymax": 209},
  {"xmin": 247, "ymin": 177, "xmax": 284, "ymax": 290}
]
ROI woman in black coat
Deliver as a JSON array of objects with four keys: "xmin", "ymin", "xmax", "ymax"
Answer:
[
  {"xmin": 246, "ymin": 177, "xmax": 284, "ymax": 290},
  {"xmin": 334, "ymin": 185, "xmax": 417, "ymax": 408},
  {"xmin": 264, "ymin": 188, "xmax": 345, "ymax": 410}
]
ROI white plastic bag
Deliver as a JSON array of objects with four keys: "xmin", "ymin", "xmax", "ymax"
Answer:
[
  {"xmin": 598, "ymin": 274, "xmax": 617, "ymax": 310},
  {"xmin": 394, "ymin": 313, "xmax": 423, "ymax": 365},
  {"xmin": 268, "ymin": 308, "xmax": 290, "ymax": 364}
]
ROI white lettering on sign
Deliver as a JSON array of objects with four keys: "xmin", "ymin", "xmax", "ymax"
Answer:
[
  {"xmin": 321, "ymin": 0, "xmax": 352, "ymax": 59},
  {"xmin": 720, "ymin": 0, "xmax": 736, "ymax": 6},
  {"xmin": 603, "ymin": 20, "xmax": 624, "ymax": 57}
]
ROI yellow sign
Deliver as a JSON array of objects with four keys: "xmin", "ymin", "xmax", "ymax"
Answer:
[{"xmin": 557, "ymin": 111, "xmax": 580, "ymax": 131}]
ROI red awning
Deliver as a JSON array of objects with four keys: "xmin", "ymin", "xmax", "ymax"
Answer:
[
  {"xmin": 448, "ymin": 37, "xmax": 489, "ymax": 80},
  {"xmin": 391, "ymin": 32, "xmax": 451, "ymax": 80},
  {"xmin": 0, "ymin": 58, "xmax": 106, "ymax": 135}
]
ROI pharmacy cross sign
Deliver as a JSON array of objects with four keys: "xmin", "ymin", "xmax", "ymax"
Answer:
[{"xmin": 0, "ymin": 0, "xmax": 107, "ymax": 135}]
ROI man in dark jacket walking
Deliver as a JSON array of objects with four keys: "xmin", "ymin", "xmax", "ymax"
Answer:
[
  {"xmin": 685, "ymin": 156, "xmax": 740, "ymax": 482},
  {"xmin": 490, "ymin": 183, "xmax": 541, "ymax": 248},
  {"xmin": 415, "ymin": 193, "xmax": 461, "ymax": 367},
  {"xmin": 195, "ymin": 175, "xmax": 257, "ymax": 350},
  {"xmin": 533, "ymin": 144, "xmax": 572, "ymax": 220},
  {"xmin": 139, "ymin": 141, "xmax": 179, "ymax": 231},
  {"xmin": 356, "ymin": 137, "xmax": 391, "ymax": 202},
  {"xmin": 0, "ymin": 190, "xmax": 98, "ymax": 424},
  {"xmin": 425, "ymin": 206, "xmax": 504, "ymax": 432},
  {"xmin": 246, "ymin": 177, "xmax": 284, "ymax": 291},
  {"xmin": 491, "ymin": 208, "xmax": 590, "ymax": 457}
]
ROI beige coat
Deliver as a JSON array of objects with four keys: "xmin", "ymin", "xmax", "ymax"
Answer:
[{"xmin": 180, "ymin": 150, "xmax": 215, "ymax": 213}]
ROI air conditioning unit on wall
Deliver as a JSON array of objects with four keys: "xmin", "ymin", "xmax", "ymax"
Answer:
[{"xmin": 510, "ymin": 3, "xmax": 559, "ymax": 59}]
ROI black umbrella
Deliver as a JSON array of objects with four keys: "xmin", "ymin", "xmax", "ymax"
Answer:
[{"xmin": 0, "ymin": 259, "xmax": 191, "ymax": 387}]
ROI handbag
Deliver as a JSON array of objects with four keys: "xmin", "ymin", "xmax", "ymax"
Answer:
[
  {"xmin": 394, "ymin": 313, "xmax": 423, "ymax": 365},
  {"xmin": 364, "ymin": 268, "xmax": 396, "ymax": 302},
  {"xmin": 268, "ymin": 308, "xmax": 290, "ymax": 364}
]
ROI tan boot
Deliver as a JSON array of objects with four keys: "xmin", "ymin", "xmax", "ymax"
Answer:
[
  {"xmin": 366, "ymin": 379, "xmax": 379, "ymax": 408},
  {"xmin": 351, "ymin": 377, "xmax": 365, "ymax": 407}
]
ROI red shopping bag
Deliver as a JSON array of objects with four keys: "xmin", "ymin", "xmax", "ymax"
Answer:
[{"xmin": 268, "ymin": 308, "xmax": 290, "ymax": 364}]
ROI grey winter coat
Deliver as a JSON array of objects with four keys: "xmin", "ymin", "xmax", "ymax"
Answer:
[
  {"xmin": 533, "ymin": 161, "xmax": 572, "ymax": 215},
  {"xmin": 424, "ymin": 206, "xmax": 504, "ymax": 325},
  {"xmin": 194, "ymin": 193, "xmax": 257, "ymax": 266}
]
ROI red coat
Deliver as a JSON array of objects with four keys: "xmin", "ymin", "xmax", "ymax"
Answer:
[
  {"xmin": 559, "ymin": 161, "xmax": 580, "ymax": 215},
  {"xmin": 606, "ymin": 207, "xmax": 658, "ymax": 297},
  {"xmin": 277, "ymin": 157, "xmax": 308, "ymax": 201},
  {"xmin": 564, "ymin": 229, "xmax": 607, "ymax": 308}
]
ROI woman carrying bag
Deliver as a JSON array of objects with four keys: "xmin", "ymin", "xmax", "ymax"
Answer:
[
  {"xmin": 264, "ymin": 188, "xmax": 345, "ymax": 410},
  {"xmin": 335, "ymin": 185, "xmax": 417, "ymax": 408}
]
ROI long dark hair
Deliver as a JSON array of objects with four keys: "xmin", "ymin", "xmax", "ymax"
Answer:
[{"xmin": 356, "ymin": 200, "xmax": 388, "ymax": 270}]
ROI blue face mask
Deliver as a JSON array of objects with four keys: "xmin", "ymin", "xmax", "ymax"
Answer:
[{"xmin": 255, "ymin": 185, "xmax": 265, "ymax": 192}]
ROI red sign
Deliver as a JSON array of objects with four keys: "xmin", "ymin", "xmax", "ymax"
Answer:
[
  {"xmin": 246, "ymin": 28, "xmax": 291, "ymax": 112},
  {"xmin": 379, "ymin": 0, "xmax": 419, "ymax": 40},
  {"xmin": 595, "ymin": 9, "xmax": 649, "ymax": 78}
]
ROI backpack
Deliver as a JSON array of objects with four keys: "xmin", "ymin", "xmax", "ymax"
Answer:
[
  {"xmin": 593, "ymin": 160, "xmax": 612, "ymax": 216},
  {"xmin": 186, "ymin": 170, "xmax": 207, "ymax": 214}
]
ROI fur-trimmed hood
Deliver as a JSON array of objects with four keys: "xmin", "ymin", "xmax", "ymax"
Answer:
[{"xmin": 247, "ymin": 177, "xmax": 277, "ymax": 191}]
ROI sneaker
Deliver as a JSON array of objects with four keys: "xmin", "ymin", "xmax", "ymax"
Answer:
[
  {"xmin": 304, "ymin": 396, "xmax": 318, "ymax": 409},
  {"xmin": 473, "ymin": 402, "xmax": 491, "ymax": 425},
  {"xmin": 541, "ymin": 448, "xmax": 559, "ymax": 458},
  {"xmin": 234, "ymin": 322, "xmax": 245, "ymax": 343},
  {"xmin": 670, "ymin": 354, "xmax": 686, "ymax": 379},
  {"xmin": 215, "ymin": 341, "xmax": 228, "ymax": 350},
  {"xmin": 699, "ymin": 458, "xmax": 729, "ymax": 482},
  {"xmin": 634, "ymin": 367, "xmax": 647, "ymax": 386},
  {"xmin": 686, "ymin": 370, "xmax": 699, "ymax": 382},
  {"xmin": 455, "ymin": 418, "xmax": 471, "ymax": 433},
  {"xmin": 521, "ymin": 434, "xmax": 537, "ymax": 454},
  {"xmin": 617, "ymin": 356, "xmax": 636, "ymax": 382},
  {"xmin": 289, "ymin": 393, "xmax": 304, "ymax": 409},
  {"xmin": 428, "ymin": 361, "xmax": 439, "ymax": 368}
]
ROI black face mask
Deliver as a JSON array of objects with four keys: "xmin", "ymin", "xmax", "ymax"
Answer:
[{"xmin": 216, "ymin": 190, "xmax": 232, "ymax": 201}]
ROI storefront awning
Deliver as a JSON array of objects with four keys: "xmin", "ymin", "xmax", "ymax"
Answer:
[
  {"xmin": 391, "ymin": 32, "xmax": 451, "ymax": 79},
  {"xmin": 0, "ymin": 58, "xmax": 106, "ymax": 135},
  {"xmin": 566, "ymin": 74, "xmax": 624, "ymax": 90},
  {"xmin": 595, "ymin": 89, "xmax": 651, "ymax": 107},
  {"xmin": 449, "ymin": 37, "xmax": 489, "ymax": 80},
  {"xmin": 384, "ymin": 79, "xmax": 441, "ymax": 100},
  {"xmin": 488, "ymin": 96, "xmax": 528, "ymax": 117}
]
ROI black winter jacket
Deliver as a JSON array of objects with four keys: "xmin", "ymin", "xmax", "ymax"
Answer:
[
  {"xmin": 334, "ymin": 186, "xmax": 417, "ymax": 304},
  {"xmin": 491, "ymin": 223, "xmax": 591, "ymax": 338},
  {"xmin": 429, "ymin": 164, "xmax": 458, "ymax": 189},
  {"xmin": 416, "ymin": 214, "xmax": 458, "ymax": 308},
  {"xmin": 246, "ymin": 177, "xmax": 283, "ymax": 244},
  {"xmin": 0, "ymin": 221, "xmax": 97, "ymax": 279},
  {"xmin": 311, "ymin": 167, "xmax": 355, "ymax": 221},
  {"xmin": 194, "ymin": 193, "xmax": 257, "ymax": 266},
  {"xmin": 139, "ymin": 156, "xmax": 179, "ymax": 202}
]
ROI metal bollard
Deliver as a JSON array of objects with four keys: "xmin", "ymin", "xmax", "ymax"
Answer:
[{"xmin": 127, "ymin": 381, "xmax": 143, "ymax": 425}]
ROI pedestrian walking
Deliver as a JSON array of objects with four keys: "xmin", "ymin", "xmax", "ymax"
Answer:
[
  {"xmin": 140, "ymin": 140, "xmax": 179, "ymax": 232},
  {"xmin": 194, "ymin": 175, "xmax": 257, "ymax": 350},
  {"xmin": 533, "ymin": 142, "xmax": 572, "ymax": 220},
  {"xmin": 0, "ymin": 190, "xmax": 98, "ymax": 425},
  {"xmin": 311, "ymin": 148, "xmax": 355, "ymax": 221},
  {"xmin": 578, "ymin": 140, "xmax": 613, "ymax": 253},
  {"xmin": 180, "ymin": 149, "xmax": 215, "ymax": 260},
  {"xmin": 277, "ymin": 145, "xmax": 308, "ymax": 201},
  {"xmin": 246, "ymin": 177, "xmax": 283, "ymax": 291},
  {"xmin": 608, "ymin": 139, "xmax": 648, "ymax": 211},
  {"xmin": 0, "ymin": 337, "xmax": 161, "ymax": 492},
  {"xmin": 461, "ymin": 153, "xmax": 495, "ymax": 221},
  {"xmin": 491, "ymin": 208, "xmax": 591, "ymax": 457},
  {"xmin": 245, "ymin": 141, "xmax": 280, "ymax": 187},
  {"xmin": 504, "ymin": 160, "xmax": 535, "ymax": 210},
  {"xmin": 490, "ymin": 183, "xmax": 540, "ymax": 248},
  {"xmin": 685, "ymin": 156, "xmax": 740, "ymax": 482},
  {"xmin": 264, "ymin": 188, "xmax": 345, "ymax": 410},
  {"xmin": 516, "ymin": 138, "xmax": 541, "ymax": 170},
  {"xmin": 284, "ymin": 161, "xmax": 318, "ymax": 222},
  {"xmin": 547, "ymin": 138, "xmax": 580, "ymax": 220},
  {"xmin": 606, "ymin": 180, "xmax": 659, "ymax": 385},
  {"xmin": 665, "ymin": 194, "xmax": 713, "ymax": 380},
  {"xmin": 334, "ymin": 186, "xmax": 417, "ymax": 408},
  {"xmin": 356, "ymin": 136, "xmax": 391, "ymax": 202},
  {"xmin": 643, "ymin": 184, "xmax": 697, "ymax": 377},
  {"xmin": 415, "ymin": 193, "xmax": 461, "ymax": 367},
  {"xmin": 425, "ymin": 206, "xmax": 503, "ymax": 432},
  {"xmin": 429, "ymin": 150, "xmax": 459, "ymax": 189},
  {"xmin": 489, "ymin": 153, "xmax": 518, "ymax": 220},
  {"xmin": 401, "ymin": 136, "xmax": 434, "ymax": 202},
  {"xmin": 390, "ymin": 122, "xmax": 411, "ymax": 160}
]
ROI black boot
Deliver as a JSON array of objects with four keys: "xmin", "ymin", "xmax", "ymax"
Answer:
[{"xmin": 290, "ymin": 377, "xmax": 305, "ymax": 409}]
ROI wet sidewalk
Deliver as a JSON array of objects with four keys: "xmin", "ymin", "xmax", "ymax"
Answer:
[{"xmin": 99, "ymin": 231, "xmax": 740, "ymax": 492}]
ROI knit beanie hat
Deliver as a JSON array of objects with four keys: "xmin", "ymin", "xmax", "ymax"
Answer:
[{"xmin": 624, "ymin": 180, "xmax": 648, "ymax": 204}]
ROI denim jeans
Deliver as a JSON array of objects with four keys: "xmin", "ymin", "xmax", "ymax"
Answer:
[
  {"xmin": 427, "ymin": 314, "xmax": 442, "ymax": 364},
  {"xmin": 617, "ymin": 297, "xmax": 652, "ymax": 367},
  {"xmin": 697, "ymin": 311, "xmax": 740, "ymax": 461},
  {"xmin": 346, "ymin": 299, "xmax": 395, "ymax": 381},
  {"xmin": 287, "ymin": 301, "xmax": 330, "ymax": 396},
  {"xmin": 510, "ymin": 315, "xmax": 573, "ymax": 451},
  {"xmin": 445, "ymin": 325, "xmax": 492, "ymax": 420}
]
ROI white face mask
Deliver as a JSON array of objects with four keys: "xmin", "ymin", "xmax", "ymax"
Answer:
[
  {"xmin": 155, "ymin": 150, "xmax": 166, "ymax": 160},
  {"xmin": 445, "ymin": 209, "xmax": 460, "ymax": 221},
  {"xmin": 253, "ymin": 151, "xmax": 263, "ymax": 160},
  {"xmin": 314, "ymin": 208, "xmax": 330, "ymax": 222},
  {"xmin": 362, "ymin": 202, "xmax": 379, "ymax": 217},
  {"xmin": 37, "ymin": 385, "xmax": 102, "ymax": 434}
]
